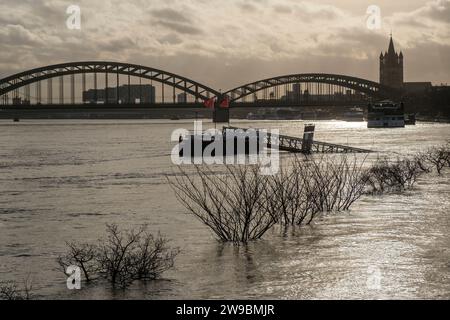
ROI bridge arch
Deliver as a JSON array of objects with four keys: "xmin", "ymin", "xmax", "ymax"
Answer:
[
  {"xmin": 0, "ymin": 61, "xmax": 220, "ymax": 102},
  {"xmin": 224, "ymin": 73, "xmax": 398, "ymax": 102}
]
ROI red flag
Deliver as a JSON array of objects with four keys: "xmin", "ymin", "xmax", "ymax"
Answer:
[
  {"xmin": 220, "ymin": 97, "xmax": 230, "ymax": 108},
  {"xmin": 203, "ymin": 98, "xmax": 215, "ymax": 109}
]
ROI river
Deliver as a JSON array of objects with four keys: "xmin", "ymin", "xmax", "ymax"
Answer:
[{"xmin": 0, "ymin": 120, "xmax": 449, "ymax": 299}]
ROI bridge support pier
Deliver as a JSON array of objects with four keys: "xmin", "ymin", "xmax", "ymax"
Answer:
[{"xmin": 213, "ymin": 106, "xmax": 230, "ymax": 123}]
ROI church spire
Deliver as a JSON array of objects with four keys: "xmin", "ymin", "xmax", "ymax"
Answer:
[{"xmin": 388, "ymin": 34, "xmax": 396, "ymax": 56}]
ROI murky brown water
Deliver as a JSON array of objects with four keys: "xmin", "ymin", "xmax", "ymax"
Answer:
[{"xmin": 0, "ymin": 120, "xmax": 449, "ymax": 299}]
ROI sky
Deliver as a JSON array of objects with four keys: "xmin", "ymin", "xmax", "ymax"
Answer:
[{"xmin": 0, "ymin": 0, "xmax": 449, "ymax": 89}]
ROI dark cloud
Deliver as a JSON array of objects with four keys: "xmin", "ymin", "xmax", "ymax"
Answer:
[
  {"xmin": 154, "ymin": 20, "xmax": 203, "ymax": 35},
  {"xmin": 149, "ymin": 8, "xmax": 192, "ymax": 24},
  {"xmin": 292, "ymin": 3, "xmax": 343, "ymax": 22},
  {"xmin": 273, "ymin": 4, "xmax": 292, "ymax": 14},
  {"xmin": 0, "ymin": 24, "xmax": 43, "ymax": 46},
  {"xmin": 239, "ymin": 3, "xmax": 259, "ymax": 13},
  {"xmin": 395, "ymin": 18, "xmax": 430, "ymax": 28},
  {"xmin": 149, "ymin": 7, "xmax": 202, "ymax": 35},
  {"xmin": 157, "ymin": 33, "xmax": 183, "ymax": 45},
  {"xmin": 97, "ymin": 37, "xmax": 137, "ymax": 51}
]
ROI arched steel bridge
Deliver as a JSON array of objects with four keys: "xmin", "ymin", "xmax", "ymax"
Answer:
[
  {"xmin": 0, "ymin": 61, "xmax": 221, "ymax": 102},
  {"xmin": 0, "ymin": 62, "xmax": 401, "ymax": 106},
  {"xmin": 224, "ymin": 73, "xmax": 398, "ymax": 102}
]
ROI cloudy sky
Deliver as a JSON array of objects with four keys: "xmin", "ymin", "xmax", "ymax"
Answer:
[{"xmin": 0, "ymin": 0, "xmax": 449, "ymax": 89}]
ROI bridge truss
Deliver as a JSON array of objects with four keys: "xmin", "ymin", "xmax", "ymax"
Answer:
[
  {"xmin": 224, "ymin": 73, "xmax": 399, "ymax": 104},
  {"xmin": 0, "ymin": 61, "xmax": 220, "ymax": 105}
]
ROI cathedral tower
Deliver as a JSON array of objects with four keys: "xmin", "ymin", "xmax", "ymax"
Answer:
[{"xmin": 380, "ymin": 35, "xmax": 403, "ymax": 88}]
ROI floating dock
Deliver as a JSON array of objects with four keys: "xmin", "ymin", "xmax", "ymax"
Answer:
[{"xmin": 224, "ymin": 126, "xmax": 373, "ymax": 154}]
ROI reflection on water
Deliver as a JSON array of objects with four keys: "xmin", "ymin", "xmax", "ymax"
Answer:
[{"xmin": 0, "ymin": 120, "xmax": 449, "ymax": 299}]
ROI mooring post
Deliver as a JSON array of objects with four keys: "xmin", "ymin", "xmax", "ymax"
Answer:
[{"xmin": 302, "ymin": 124, "xmax": 315, "ymax": 154}]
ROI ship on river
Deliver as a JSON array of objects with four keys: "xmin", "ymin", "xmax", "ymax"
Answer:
[{"xmin": 367, "ymin": 100, "xmax": 405, "ymax": 128}]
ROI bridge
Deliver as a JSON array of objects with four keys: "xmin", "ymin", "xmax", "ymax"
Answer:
[
  {"xmin": 225, "ymin": 73, "xmax": 396, "ymax": 102},
  {"xmin": 0, "ymin": 61, "xmax": 402, "ymax": 122}
]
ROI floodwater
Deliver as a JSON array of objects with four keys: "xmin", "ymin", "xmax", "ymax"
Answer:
[{"xmin": 0, "ymin": 120, "xmax": 449, "ymax": 300}]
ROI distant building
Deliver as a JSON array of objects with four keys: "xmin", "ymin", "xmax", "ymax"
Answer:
[
  {"xmin": 12, "ymin": 97, "xmax": 22, "ymax": 105},
  {"xmin": 83, "ymin": 84, "xmax": 155, "ymax": 104},
  {"xmin": 177, "ymin": 92, "xmax": 187, "ymax": 103},
  {"xmin": 380, "ymin": 36, "xmax": 404, "ymax": 89},
  {"xmin": 403, "ymin": 82, "xmax": 433, "ymax": 94}
]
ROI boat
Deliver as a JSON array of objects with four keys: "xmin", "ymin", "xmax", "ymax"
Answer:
[
  {"xmin": 341, "ymin": 107, "xmax": 364, "ymax": 122},
  {"xmin": 405, "ymin": 114, "xmax": 416, "ymax": 125},
  {"xmin": 246, "ymin": 112, "xmax": 265, "ymax": 120},
  {"xmin": 367, "ymin": 100, "xmax": 405, "ymax": 128},
  {"xmin": 274, "ymin": 109, "xmax": 302, "ymax": 120}
]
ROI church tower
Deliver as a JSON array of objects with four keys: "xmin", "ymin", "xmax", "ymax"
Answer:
[{"xmin": 379, "ymin": 35, "xmax": 403, "ymax": 88}]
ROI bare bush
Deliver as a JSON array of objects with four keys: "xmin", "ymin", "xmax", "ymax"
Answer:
[
  {"xmin": 57, "ymin": 243, "xmax": 98, "ymax": 282},
  {"xmin": 401, "ymin": 157, "xmax": 424, "ymax": 188},
  {"xmin": 303, "ymin": 155, "xmax": 369, "ymax": 215},
  {"xmin": 169, "ymin": 154, "xmax": 369, "ymax": 240},
  {"xmin": 57, "ymin": 224, "xmax": 178, "ymax": 288},
  {"xmin": 424, "ymin": 143, "xmax": 450, "ymax": 175},
  {"xmin": 97, "ymin": 224, "xmax": 178, "ymax": 288},
  {"xmin": 365, "ymin": 156, "xmax": 425, "ymax": 193},
  {"xmin": 0, "ymin": 277, "xmax": 33, "ymax": 300},
  {"xmin": 264, "ymin": 160, "xmax": 310, "ymax": 226},
  {"xmin": 413, "ymin": 152, "xmax": 432, "ymax": 173},
  {"xmin": 263, "ymin": 155, "xmax": 368, "ymax": 226},
  {"xmin": 168, "ymin": 165, "xmax": 279, "ymax": 244}
]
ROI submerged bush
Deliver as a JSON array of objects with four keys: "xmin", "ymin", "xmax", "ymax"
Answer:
[
  {"xmin": 265, "ymin": 155, "xmax": 369, "ymax": 226},
  {"xmin": 168, "ymin": 154, "xmax": 369, "ymax": 243},
  {"xmin": 57, "ymin": 224, "xmax": 178, "ymax": 288},
  {"xmin": 424, "ymin": 143, "xmax": 450, "ymax": 175},
  {"xmin": 302, "ymin": 155, "xmax": 369, "ymax": 216},
  {"xmin": 365, "ymin": 142, "xmax": 449, "ymax": 194},
  {"xmin": 97, "ymin": 224, "xmax": 178, "ymax": 287},
  {"xmin": 365, "ymin": 156, "xmax": 425, "ymax": 193},
  {"xmin": 57, "ymin": 243, "xmax": 98, "ymax": 282},
  {"xmin": 0, "ymin": 278, "xmax": 33, "ymax": 300},
  {"xmin": 264, "ymin": 161, "xmax": 311, "ymax": 226},
  {"xmin": 168, "ymin": 165, "xmax": 279, "ymax": 244}
]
